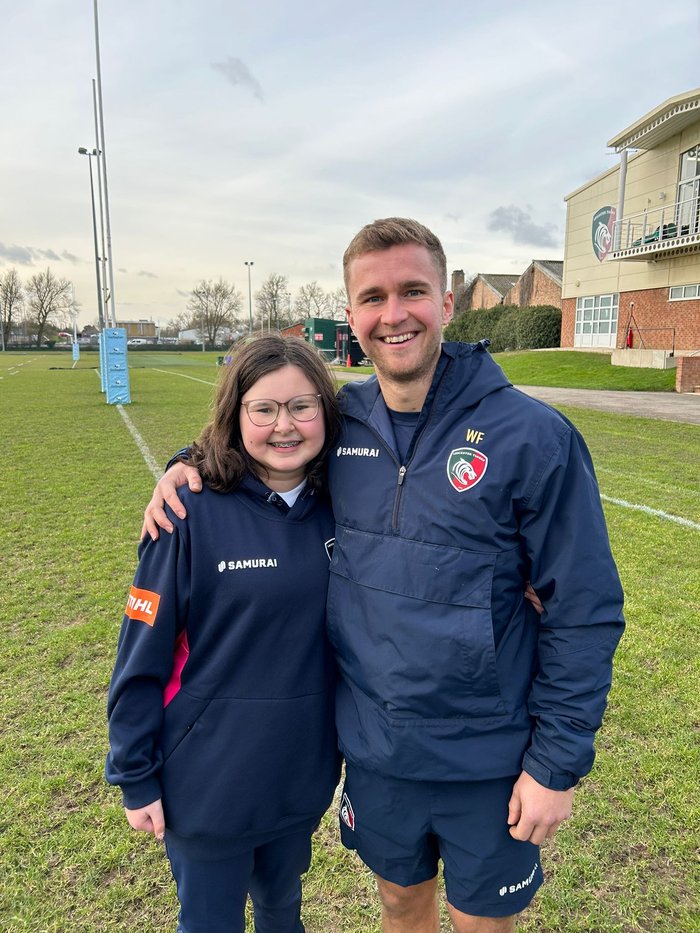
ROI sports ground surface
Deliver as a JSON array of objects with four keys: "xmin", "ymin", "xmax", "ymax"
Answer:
[{"xmin": 1, "ymin": 350, "xmax": 698, "ymax": 932}]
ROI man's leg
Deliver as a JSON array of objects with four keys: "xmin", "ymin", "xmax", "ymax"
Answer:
[
  {"xmin": 338, "ymin": 765, "xmax": 440, "ymax": 931},
  {"xmin": 446, "ymin": 904, "xmax": 516, "ymax": 933},
  {"xmin": 375, "ymin": 875, "xmax": 439, "ymax": 933},
  {"xmin": 436, "ymin": 777, "xmax": 540, "ymax": 932}
]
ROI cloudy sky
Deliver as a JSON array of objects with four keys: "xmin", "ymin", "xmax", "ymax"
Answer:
[{"xmin": 2, "ymin": 0, "xmax": 699, "ymax": 327}]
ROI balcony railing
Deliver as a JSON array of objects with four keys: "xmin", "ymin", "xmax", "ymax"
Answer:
[{"xmin": 609, "ymin": 193, "xmax": 700, "ymax": 261}]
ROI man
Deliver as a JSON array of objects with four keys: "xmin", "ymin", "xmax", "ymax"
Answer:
[{"xmin": 144, "ymin": 218, "xmax": 624, "ymax": 932}]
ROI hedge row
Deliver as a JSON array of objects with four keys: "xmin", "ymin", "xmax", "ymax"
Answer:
[{"xmin": 444, "ymin": 304, "xmax": 562, "ymax": 353}]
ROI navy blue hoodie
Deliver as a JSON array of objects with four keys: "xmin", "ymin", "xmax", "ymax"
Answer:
[
  {"xmin": 327, "ymin": 342, "xmax": 624, "ymax": 791},
  {"xmin": 106, "ymin": 475, "xmax": 340, "ymax": 856}
]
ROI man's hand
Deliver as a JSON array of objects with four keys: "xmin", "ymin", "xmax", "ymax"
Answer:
[
  {"xmin": 125, "ymin": 798, "xmax": 166, "ymax": 840},
  {"xmin": 524, "ymin": 582, "xmax": 544, "ymax": 615},
  {"xmin": 141, "ymin": 463, "xmax": 203, "ymax": 540},
  {"xmin": 507, "ymin": 771, "xmax": 574, "ymax": 845}
]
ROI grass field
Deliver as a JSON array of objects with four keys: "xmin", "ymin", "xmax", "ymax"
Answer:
[
  {"xmin": 1, "ymin": 350, "xmax": 698, "ymax": 932},
  {"xmin": 492, "ymin": 350, "xmax": 677, "ymax": 392}
]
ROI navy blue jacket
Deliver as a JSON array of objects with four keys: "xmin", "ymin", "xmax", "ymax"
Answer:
[
  {"xmin": 106, "ymin": 475, "xmax": 340, "ymax": 853},
  {"xmin": 326, "ymin": 342, "xmax": 624, "ymax": 790}
]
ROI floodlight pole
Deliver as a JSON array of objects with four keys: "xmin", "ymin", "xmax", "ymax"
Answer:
[
  {"xmin": 93, "ymin": 0, "xmax": 116, "ymax": 327},
  {"xmin": 78, "ymin": 148, "xmax": 106, "ymax": 330},
  {"xmin": 92, "ymin": 79, "xmax": 109, "ymax": 323},
  {"xmin": 245, "ymin": 261, "xmax": 254, "ymax": 333}
]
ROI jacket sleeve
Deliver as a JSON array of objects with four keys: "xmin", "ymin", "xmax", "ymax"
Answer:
[
  {"xmin": 166, "ymin": 447, "xmax": 191, "ymax": 470},
  {"xmin": 517, "ymin": 422, "xmax": 625, "ymax": 791},
  {"xmin": 105, "ymin": 519, "xmax": 190, "ymax": 808}
]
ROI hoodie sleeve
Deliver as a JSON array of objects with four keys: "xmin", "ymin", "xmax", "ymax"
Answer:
[
  {"xmin": 517, "ymin": 422, "xmax": 625, "ymax": 790},
  {"xmin": 105, "ymin": 519, "xmax": 190, "ymax": 808}
]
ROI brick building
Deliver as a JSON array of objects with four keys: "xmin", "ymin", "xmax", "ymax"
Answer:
[
  {"xmin": 451, "ymin": 265, "xmax": 563, "ymax": 312},
  {"xmin": 561, "ymin": 89, "xmax": 700, "ymax": 352},
  {"xmin": 503, "ymin": 260, "xmax": 563, "ymax": 308},
  {"xmin": 468, "ymin": 273, "xmax": 519, "ymax": 309},
  {"xmin": 117, "ymin": 319, "xmax": 158, "ymax": 340}
]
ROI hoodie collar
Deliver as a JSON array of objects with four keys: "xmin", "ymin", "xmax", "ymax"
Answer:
[{"xmin": 238, "ymin": 471, "xmax": 318, "ymax": 519}]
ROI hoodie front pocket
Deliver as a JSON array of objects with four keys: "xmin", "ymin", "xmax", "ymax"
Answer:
[{"xmin": 159, "ymin": 691, "xmax": 212, "ymax": 763}]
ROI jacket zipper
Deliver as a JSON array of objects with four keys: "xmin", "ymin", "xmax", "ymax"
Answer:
[
  {"xmin": 345, "ymin": 358, "xmax": 449, "ymax": 533},
  {"xmin": 346, "ymin": 407, "xmax": 438, "ymax": 533},
  {"xmin": 392, "ymin": 466, "xmax": 407, "ymax": 530}
]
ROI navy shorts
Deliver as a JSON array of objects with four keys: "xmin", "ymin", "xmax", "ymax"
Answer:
[{"xmin": 339, "ymin": 764, "xmax": 543, "ymax": 918}]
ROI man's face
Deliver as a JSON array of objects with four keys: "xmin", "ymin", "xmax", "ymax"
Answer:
[{"xmin": 345, "ymin": 243, "xmax": 453, "ymax": 389}]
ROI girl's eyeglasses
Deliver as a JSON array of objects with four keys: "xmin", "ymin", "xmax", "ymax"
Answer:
[{"xmin": 241, "ymin": 394, "xmax": 322, "ymax": 426}]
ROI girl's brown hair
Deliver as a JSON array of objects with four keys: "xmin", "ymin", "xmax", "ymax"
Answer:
[{"xmin": 189, "ymin": 335, "xmax": 341, "ymax": 493}]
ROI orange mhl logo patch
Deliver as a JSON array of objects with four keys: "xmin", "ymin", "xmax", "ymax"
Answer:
[{"xmin": 125, "ymin": 586, "xmax": 161, "ymax": 626}]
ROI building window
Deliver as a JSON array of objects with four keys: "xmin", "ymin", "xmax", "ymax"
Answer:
[
  {"xmin": 574, "ymin": 294, "xmax": 618, "ymax": 347},
  {"xmin": 669, "ymin": 284, "xmax": 700, "ymax": 300},
  {"xmin": 677, "ymin": 145, "xmax": 700, "ymax": 236}
]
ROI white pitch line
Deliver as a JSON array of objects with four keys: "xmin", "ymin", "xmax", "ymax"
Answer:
[
  {"xmin": 601, "ymin": 494, "xmax": 700, "ymax": 532},
  {"xmin": 92, "ymin": 368, "xmax": 162, "ymax": 480},
  {"xmin": 116, "ymin": 405, "xmax": 162, "ymax": 481},
  {"xmin": 153, "ymin": 368, "xmax": 216, "ymax": 386}
]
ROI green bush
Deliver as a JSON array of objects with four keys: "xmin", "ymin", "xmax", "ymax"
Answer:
[
  {"xmin": 444, "ymin": 304, "xmax": 562, "ymax": 351},
  {"xmin": 445, "ymin": 306, "xmax": 502, "ymax": 345},
  {"xmin": 518, "ymin": 305, "xmax": 562, "ymax": 348},
  {"xmin": 490, "ymin": 306, "xmax": 522, "ymax": 353}
]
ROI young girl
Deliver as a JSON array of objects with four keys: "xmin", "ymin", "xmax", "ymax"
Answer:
[{"xmin": 106, "ymin": 336, "xmax": 342, "ymax": 933}]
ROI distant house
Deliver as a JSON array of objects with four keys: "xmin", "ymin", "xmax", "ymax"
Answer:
[
  {"xmin": 280, "ymin": 322, "xmax": 304, "ymax": 339},
  {"xmin": 503, "ymin": 260, "xmax": 563, "ymax": 308},
  {"xmin": 117, "ymin": 319, "xmax": 158, "ymax": 341},
  {"xmin": 469, "ymin": 274, "xmax": 520, "ymax": 309},
  {"xmin": 451, "ymin": 264, "xmax": 563, "ymax": 313}
]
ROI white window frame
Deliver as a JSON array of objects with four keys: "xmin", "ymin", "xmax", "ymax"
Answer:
[
  {"xmin": 677, "ymin": 145, "xmax": 700, "ymax": 236},
  {"xmin": 669, "ymin": 284, "xmax": 700, "ymax": 301},
  {"xmin": 574, "ymin": 294, "xmax": 618, "ymax": 347}
]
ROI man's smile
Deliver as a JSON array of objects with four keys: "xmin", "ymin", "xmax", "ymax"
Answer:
[{"xmin": 381, "ymin": 332, "xmax": 417, "ymax": 344}]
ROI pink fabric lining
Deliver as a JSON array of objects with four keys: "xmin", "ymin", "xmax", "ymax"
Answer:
[{"xmin": 163, "ymin": 630, "xmax": 189, "ymax": 707}]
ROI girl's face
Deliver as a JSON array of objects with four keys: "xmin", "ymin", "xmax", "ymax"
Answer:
[{"xmin": 239, "ymin": 364, "xmax": 326, "ymax": 491}]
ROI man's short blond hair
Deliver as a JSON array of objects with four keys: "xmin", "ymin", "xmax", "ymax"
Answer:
[{"xmin": 343, "ymin": 217, "xmax": 447, "ymax": 295}]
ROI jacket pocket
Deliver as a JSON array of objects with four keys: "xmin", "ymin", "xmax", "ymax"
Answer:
[{"xmin": 328, "ymin": 526, "xmax": 505, "ymax": 719}]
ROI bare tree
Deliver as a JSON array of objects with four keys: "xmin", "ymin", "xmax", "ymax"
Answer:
[
  {"xmin": 254, "ymin": 274, "xmax": 294, "ymax": 331},
  {"xmin": 24, "ymin": 268, "xmax": 73, "ymax": 347},
  {"xmin": 162, "ymin": 312, "xmax": 193, "ymax": 338},
  {"xmin": 187, "ymin": 279, "xmax": 243, "ymax": 345},
  {"xmin": 160, "ymin": 315, "xmax": 187, "ymax": 339},
  {"xmin": 327, "ymin": 286, "xmax": 348, "ymax": 321},
  {"xmin": 295, "ymin": 281, "xmax": 330, "ymax": 319},
  {"xmin": 0, "ymin": 268, "xmax": 24, "ymax": 348}
]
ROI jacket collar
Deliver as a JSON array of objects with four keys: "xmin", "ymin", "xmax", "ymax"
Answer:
[{"xmin": 338, "ymin": 341, "xmax": 511, "ymax": 425}]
